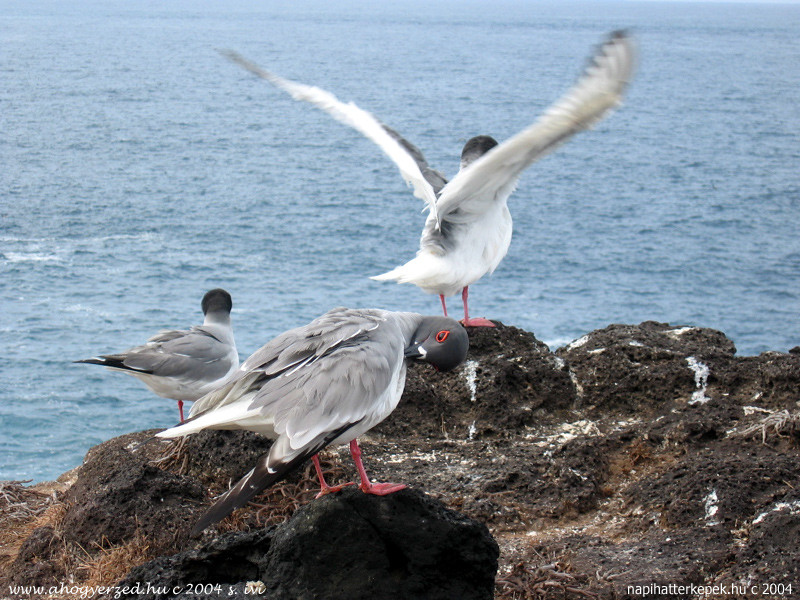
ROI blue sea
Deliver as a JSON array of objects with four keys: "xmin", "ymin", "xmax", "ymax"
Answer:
[{"xmin": 2, "ymin": 0, "xmax": 799, "ymax": 483}]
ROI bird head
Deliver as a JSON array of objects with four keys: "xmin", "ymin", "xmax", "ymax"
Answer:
[
  {"xmin": 459, "ymin": 135, "xmax": 498, "ymax": 170},
  {"xmin": 404, "ymin": 316, "xmax": 469, "ymax": 372},
  {"xmin": 202, "ymin": 288, "xmax": 233, "ymax": 315}
]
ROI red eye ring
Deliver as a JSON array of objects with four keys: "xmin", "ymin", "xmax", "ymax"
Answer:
[{"xmin": 435, "ymin": 330, "xmax": 450, "ymax": 343}]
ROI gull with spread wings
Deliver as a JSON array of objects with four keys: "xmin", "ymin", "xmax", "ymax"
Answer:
[{"xmin": 220, "ymin": 31, "xmax": 636, "ymax": 326}]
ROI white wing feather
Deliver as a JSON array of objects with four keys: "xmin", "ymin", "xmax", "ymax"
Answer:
[
  {"xmin": 220, "ymin": 50, "xmax": 439, "ymax": 219},
  {"xmin": 434, "ymin": 31, "xmax": 637, "ymax": 223}
]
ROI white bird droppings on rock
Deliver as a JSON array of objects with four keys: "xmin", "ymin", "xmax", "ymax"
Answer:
[
  {"xmin": 686, "ymin": 356, "xmax": 711, "ymax": 405},
  {"xmin": 463, "ymin": 360, "xmax": 479, "ymax": 403},
  {"xmin": 752, "ymin": 500, "xmax": 800, "ymax": 525},
  {"xmin": 667, "ymin": 326, "xmax": 697, "ymax": 338},
  {"xmin": 704, "ymin": 489, "xmax": 720, "ymax": 526},
  {"xmin": 566, "ymin": 335, "xmax": 590, "ymax": 351}
]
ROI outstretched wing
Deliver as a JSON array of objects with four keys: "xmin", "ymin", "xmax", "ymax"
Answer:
[
  {"xmin": 380, "ymin": 124, "xmax": 448, "ymax": 195},
  {"xmin": 219, "ymin": 50, "xmax": 442, "ymax": 212},
  {"xmin": 434, "ymin": 30, "xmax": 637, "ymax": 224}
]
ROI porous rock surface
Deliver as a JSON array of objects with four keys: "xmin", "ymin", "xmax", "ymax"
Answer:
[
  {"xmin": 2, "ymin": 320, "xmax": 799, "ymax": 599},
  {"xmin": 114, "ymin": 488, "xmax": 497, "ymax": 600}
]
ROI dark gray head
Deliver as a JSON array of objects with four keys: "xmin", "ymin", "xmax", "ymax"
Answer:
[
  {"xmin": 404, "ymin": 316, "xmax": 469, "ymax": 372},
  {"xmin": 201, "ymin": 288, "xmax": 233, "ymax": 315},
  {"xmin": 460, "ymin": 135, "xmax": 498, "ymax": 170}
]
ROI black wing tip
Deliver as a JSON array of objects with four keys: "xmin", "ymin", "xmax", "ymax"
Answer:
[
  {"xmin": 603, "ymin": 29, "xmax": 635, "ymax": 49},
  {"xmin": 578, "ymin": 29, "xmax": 636, "ymax": 84},
  {"xmin": 190, "ymin": 512, "xmax": 220, "ymax": 537},
  {"xmin": 218, "ymin": 49, "xmax": 262, "ymax": 77},
  {"xmin": 74, "ymin": 357, "xmax": 104, "ymax": 365},
  {"xmin": 73, "ymin": 356, "xmax": 153, "ymax": 374},
  {"xmin": 74, "ymin": 356, "xmax": 123, "ymax": 368},
  {"xmin": 189, "ymin": 457, "xmax": 297, "ymax": 535},
  {"xmin": 190, "ymin": 425, "xmax": 358, "ymax": 534},
  {"xmin": 597, "ymin": 29, "xmax": 635, "ymax": 58},
  {"xmin": 189, "ymin": 473, "xmax": 280, "ymax": 535},
  {"xmin": 217, "ymin": 48, "xmax": 240, "ymax": 61}
]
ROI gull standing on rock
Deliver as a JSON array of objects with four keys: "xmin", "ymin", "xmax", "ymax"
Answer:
[
  {"xmin": 156, "ymin": 307, "xmax": 469, "ymax": 534},
  {"xmin": 219, "ymin": 30, "xmax": 636, "ymax": 326},
  {"xmin": 76, "ymin": 288, "xmax": 239, "ymax": 421}
]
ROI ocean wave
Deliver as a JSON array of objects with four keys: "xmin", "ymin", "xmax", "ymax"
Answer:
[
  {"xmin": 2, "ymin": 252, "xmax": 61, "ymax": 263},
  {"xmin": 0, "ymin": 232, "xmax": 161, "ymax": 265},
  {"xmin": 0, "ymin": 232, "xmax": 157, "ymax": 245}
]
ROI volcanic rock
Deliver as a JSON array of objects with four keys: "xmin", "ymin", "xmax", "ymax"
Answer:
[
  {"xmin": 115, "ymin": 487, "xmax": 498, "ymax": 600},
  {"xmin": 59, "ymin": 431, "xmax": 205, "ymax": 554},
  {"xmin": 2, "ymin": 319, "xmax": 800, "ymax": 599}
]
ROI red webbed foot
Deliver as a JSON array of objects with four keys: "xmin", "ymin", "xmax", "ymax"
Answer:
[
  {"xmin": 315, "ymin": 481, "xmax": 356, "ymax": 498},
  {"xmin": 461, "ymin": 317, "xmax": 495, "ymax": 328},
  {"xmin": 359, "ymin": 481, "xmax": 407, "ymax": 496}
]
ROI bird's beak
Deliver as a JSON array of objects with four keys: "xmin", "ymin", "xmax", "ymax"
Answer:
[{"xmin": 404, "ymin": 345, "xmax": 427, "ymax": 360}]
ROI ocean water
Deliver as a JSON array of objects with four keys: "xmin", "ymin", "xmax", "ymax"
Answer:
[{"xmin": 2, "ymin": 0, "xmax": 799, "ymax": 483}]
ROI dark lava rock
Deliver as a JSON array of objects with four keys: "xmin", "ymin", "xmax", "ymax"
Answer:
[
  {"xmin": 6, "ymin": 319, "xmax": 800, "ymax": 600},
  {"xmin": 556, "ymin": 321, "xmax": 737, "ymax": 414},
  {"xmin": 627, "ymin": 442, "xmax": 799, "ymax": 531},
  {"xmin": 158, "ymin": 430, "xmax": 274, "ymax": 485},
  {"xmin": 7, "ymin": 527, "xmax": 65, "ymax": 588},
  {"xmin": 116, "ymin": 487, "xmax": 498, "ymax": 600},
  {"xmin": 266, "ymin": 487, "xmax": 498, "ymax": 600},
  {"xmin": 725, "ymin": 498, "xmax": 800, "ymax": 585},
  {"xmin": 379, "ymin": 322, "xmax": 575, "ymax": 440},
  {"xmin": 14, "ymin": 526, "xmax": 59, "ymax": 563},
  {"xmin": 564, "ymin": 529, "xmax": 732, "ymax": 599},
  {"xmin": 60, "ymin": 430, "xmax": 205, "ymax": 554},
  {"xmin": 116, "ymin": 529, "xmax": 274, "ymax": 599},
  {"xmin": 711, "ymin": 351, "xmax": 800, "ymax": 410}
]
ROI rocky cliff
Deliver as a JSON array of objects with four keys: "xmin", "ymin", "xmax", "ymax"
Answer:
[{"xmin": 2, "ymin": 321, "xmax": 799, "ymax": 599}]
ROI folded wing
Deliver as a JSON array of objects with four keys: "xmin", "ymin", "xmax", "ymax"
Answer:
[
  {"xmin": 158, "ymin": 308, "xmax": 406, "ymax": 532},
  {"xmin": 79, "ymin": 327, "xmax": 233, "ymax": 383}
]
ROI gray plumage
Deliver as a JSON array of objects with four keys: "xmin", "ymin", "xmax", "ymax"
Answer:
[
  {"xmin": 381, "ymin": 124, "xmax": 448, "ymax": 194},
  {"xmin": 157, "ymin": 307, "xmax": 469, "ymax": 533},
  {"xmin": 76, "ymin": 289, "xmax": 239, "ymax": 415}
]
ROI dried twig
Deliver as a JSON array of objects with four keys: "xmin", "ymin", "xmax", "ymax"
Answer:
[
  {"xmin": 150, "ymin": 437, "xmax": 189, "ymax": 472},
  {"xmin": 496, "ymin": 561, "xmax": 598, "ymax": 599},
  {"xmin": 0, "ymin": 480, "xmax": 54, "ymax": 522},
  {"xmin": 213, "ymin": 452, "xmax": 349, "ymax": 531},
  {"xmin": 730, "ymin": 410, "xmax": 800, "ymax": 444}
]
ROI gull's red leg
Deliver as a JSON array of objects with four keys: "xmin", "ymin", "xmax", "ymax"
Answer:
[
  {"xmin": 177, "ymin": 400, "xmax": 185, "ymax": 422},
  {"xmin": 460, "ymin": 286, "xmax": 495, "ymax": 328},
  {"xmin": 350, "ymin": 439, "xmax": 406, "ymax": 495},
  {"xmin": 313, "ymin": 454, "xmax": 354, "ymax": 498},
  {"xmin": 439, "ymin": 294, "xmax": 448, "ymax": 317}
]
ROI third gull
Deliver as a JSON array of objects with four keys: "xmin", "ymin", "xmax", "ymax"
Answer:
[
  {"xmin": 220, "ymin": 30, "xmax": 637, "ymax": 326},
  {"xmin": 76, "ymin": 288, "xmax": 239, "ymax": 421}
]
